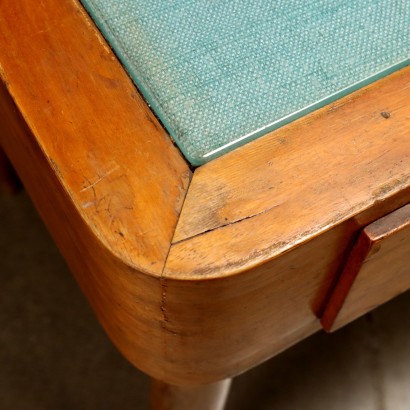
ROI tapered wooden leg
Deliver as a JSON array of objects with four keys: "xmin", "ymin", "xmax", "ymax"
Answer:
[
  {"xmin": 151, "ymin": 378, "xmax": 232, "ymax": 410},
  {"xmin": 0, "ymin": 147, "xmax": 21, "ymax": 194}
]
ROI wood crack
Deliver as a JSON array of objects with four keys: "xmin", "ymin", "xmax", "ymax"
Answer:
[{"xmin": 172, "ymin": 202, "xmax": 284, "ymax": 246}]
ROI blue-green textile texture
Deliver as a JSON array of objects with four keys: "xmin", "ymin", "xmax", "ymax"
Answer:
[{"xmin": 81, "ymin": 0, "xmax": 410, "ymax": 165}]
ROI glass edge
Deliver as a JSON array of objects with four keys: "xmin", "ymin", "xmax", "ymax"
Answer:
[
  {"xmin": 78, "ymin": 0, "xmax": 410, "ymax": 167},
  {"xmin": 195, "ymin": 58, "xmax": 410, "ymax": 165}
]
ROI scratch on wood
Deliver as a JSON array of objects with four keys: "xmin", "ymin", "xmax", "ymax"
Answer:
[
  {"xmin": 327, "ymin": 101, "xmax": 346, "ymax": 113},
  {"xmin": 82, "ymin": 201, "xmax": 96, "ymax": 209},
  {"xmin": 49, "ymin": 158, "xmax": 63, "ymax": 179},
  {"xmin": 80, "ymin": 165, "xmax": 120, "ymax": 192},
  {"xmin": 32, "ymin": 26, "xmax": 54, "ymax": 37},
  {"xmin": 159, "ymin": 277, "xmax": 180, "ymax": 336},
  {"xmin": 160, "ymin": 277, "xmax": 169, "ymax": 323}
]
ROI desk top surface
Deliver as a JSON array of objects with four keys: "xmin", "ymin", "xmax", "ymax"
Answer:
[{"xmin": 81, "ymin": 0, "xmax": 409, "ymax": 165}]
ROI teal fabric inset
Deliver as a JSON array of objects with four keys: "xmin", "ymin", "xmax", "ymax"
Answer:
[{"xmin": 81, "ymin": 0, "xmax": 410, "ymax": 165}]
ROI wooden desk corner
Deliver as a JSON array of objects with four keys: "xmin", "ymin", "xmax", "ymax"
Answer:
[{"xmin": 1, "ymin": 0, "xmax": 409, "ymax": 408}]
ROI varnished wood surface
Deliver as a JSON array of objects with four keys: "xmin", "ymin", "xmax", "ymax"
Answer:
[
  {"xmin": 157, "ymin": 195, "xmax": 409, "ymax": 382},
  {"xmin": 0, "ymin": 0, "xmax": 190, "ymax": 276},
  {"xmin": 1, "ymin": 0, "xmax": 409, "ymax": 392},
  {"xmin": 322, "ymin": 203, "xmax": 410, "ymax": 332},
  {"xmin": 0, "ymin": 81, "xmax": 164, "ymax": 381},
  {"xmin": 174, "ymin": 66, "xmax": 410, "ymax": 250},
  {"xmin": 0, "ymin": 0, "xmax": 191, "ymax": 386},
  {"xmin": 151, "ymin": 379, "xmax": 232, "ymax": 410},
  {"xmin": 160, "ymin": 68, "xmax": 410, "ymax": 382}
]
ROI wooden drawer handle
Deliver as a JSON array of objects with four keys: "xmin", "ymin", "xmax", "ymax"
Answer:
[{"xmin": 322, "ymin": 203, "xmax": 410, "ymax": 332}]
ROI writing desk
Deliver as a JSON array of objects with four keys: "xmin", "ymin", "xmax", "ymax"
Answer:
[{"xmin": 0, "ymin": 1, "xmax": 409, "ymax": 409}]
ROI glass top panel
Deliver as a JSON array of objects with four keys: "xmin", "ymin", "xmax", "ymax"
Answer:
[{"xmin": 81, "ymin": 0, "xmax": 410, "ymax": 165}]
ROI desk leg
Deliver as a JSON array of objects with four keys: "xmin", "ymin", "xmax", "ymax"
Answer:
[{"xmin": 150, "ymin": 378, "xmax": 232, "ymax": 410}]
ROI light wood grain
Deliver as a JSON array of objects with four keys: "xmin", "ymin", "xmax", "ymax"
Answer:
[
  {"xmin": 174, "ymin": 66, "xmax": 410, "ymax": 247},
  {"xmin": 158, "ymin": 194, "xmax": 407, "ymax": 382},
  {"xmin": 0, "ymin": 0, "xmax": 190, "ymax": 275},
  {"xmin": 322, "ymin": 203, "xmax": 410, "ymax": 332},
  {"xmin": 1, "ymin": 0, "xmax": 410, "ymax": 394},
  {"xmin": 161, "ymin": 68, "xmax": 410, "ymax": 382},
  {"xmin": 0, "ymin": 0, "xmax": 191, "ymax": 386},
  {"xmin": 170, "ymin": 66, "xmax": 410, "ymax": 278}
]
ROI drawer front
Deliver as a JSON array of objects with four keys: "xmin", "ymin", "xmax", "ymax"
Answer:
[{"xmin": 322, "ymin": 203, "xmax": 410, "ymax": 331}]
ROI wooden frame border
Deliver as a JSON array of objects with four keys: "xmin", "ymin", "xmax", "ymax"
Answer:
[
  {"xmin": 170, "ymin": 66, "xmax": 410, "ymax": 276},
  {"xmin": 0, "ymin": 0, "xmax": 409, "ymax": 385}
]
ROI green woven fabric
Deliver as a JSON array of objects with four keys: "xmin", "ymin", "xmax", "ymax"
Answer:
[{"xmin": 81, "ymin": 0, "xmax": 410, "ymax": 165}]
